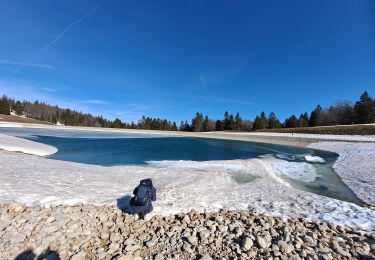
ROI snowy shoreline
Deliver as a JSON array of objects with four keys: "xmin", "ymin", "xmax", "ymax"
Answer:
[
  {"xmin": 0, "ymin": 124, "xmax": 375, "ymax": 232},
  {"xmin": 0, "ymin": 133, "xmax": 57, "ymax": 156}
]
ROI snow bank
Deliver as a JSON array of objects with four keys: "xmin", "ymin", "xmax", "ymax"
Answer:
[{"xmin": 0, "ymin": 133, "xmax": 57, "ymax": 156}]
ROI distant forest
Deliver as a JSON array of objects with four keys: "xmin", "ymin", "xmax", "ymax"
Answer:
[{"xmin": 0, "ymin": 91, "xmax": 374, "ymax": 132}]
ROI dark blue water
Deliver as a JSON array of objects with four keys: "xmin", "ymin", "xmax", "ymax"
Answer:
[{"xmin": 29, "ymin": 135, "xmax": 335, "ymax": 166}]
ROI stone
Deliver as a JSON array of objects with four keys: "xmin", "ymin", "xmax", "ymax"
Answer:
[
  {"xmin": 302, "ymin": 235, "xmax": 316, "ymax": 246},
  {"xmin": 45, "ymin": 216, "xmax": 56, "ymax": 224},
  {"xmin": 199, "ymin": 255, "xmax": 213, "ymax": 260},
  {"xmin": 70, "ymin": 251, "xmax": 87, "ymax": 260},
  {"xmin": 256, "ymin": 235, "xmax": 271, "ymax": 249},
  {"xmin": 333, "ymin": 244, "xmax": 351, "ymax": 257},
  {"xmin": 10, "ymin": 233, "xmax": 26, "ymax": 244},
  {"xmin": 277, "ymin": 240, "xmax": 294, "ymax": 254},
  {"xmin": 241, "ymin": 237, "xmax": 253, "ymax": 251},
  {"xmin": 9, "ymin": 204, "xmax": 25, "ymax": 213},
  {"xmin": 125, "ymin": 244, "xmax": 140, "ymax": 253},
  {"xmin": 117, "ymin": 256, "xmax": 142, "ymax": 260},
  {"xmin": 183, "ymin": 243, "xmax": 194, "ymax": 253},
  {"xmin": 154, "ymin": 253, "xmax": 164, "ymax": 260},
  {"xmin": 110, "ymin": 233, "xmax": 121, "ymax": 243},
  {"xmin": 100, "ymin": 232, "xmax": 110, "ymax": 240},
  {"xmin": 146, "ymin": 239, "xmax": 158, "ymax": 248},
  {"xmin": 185, "ymin": 235, "xmax": 198, "ymax": 245}
]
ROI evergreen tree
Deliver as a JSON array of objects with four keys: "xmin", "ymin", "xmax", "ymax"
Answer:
[
  {"xmin": 252, "ymin": 116, "xmax": 261, "ymax": 130},
  {"xmin": 298, "ymin": 113, "xmax": 309, "ymax": 127},
  {"xmin": 354, "ymin": 91, "xmax": 375, "ymax": 124},
  {"xmin": 223, "ymin": 111, "xmax": 232, "ymax": 130},
  {"xmin": 112, "ymin": 118, "xmax": 123, "ymax": 128},
  {"xmin": 309, "ymin": 105, "xmax": 324, "ymax": 126},
  {"xmin": 285, "ymin": 115, "xmax": 299, "ymax": 128},
  {"xmin": 192, "ymin": 112, "xmax": 204, "ymax": 132},
  {"xmin": 171, "ymin": 121, "xmax": 178, "ymax": 131},
  {"xmin": 234, "ymin": 112, "xmax": 242, "ymax": 130},
  {"xmin": 12, "ymin": 101, "xmax": 23, "ymax": 115},
  {"xmin": 0, "ymin": 96, "xmax": 10, "ymax": 115},
  {"xmin": 229, "ymin": 114, "xmax": 235, "ymax": 130},
  {"xmin": 253, "ymin": 112, "xmax": 268, "ymax": 130},
  {"xmin": 267, "ymin": 112, "xmax": 281, "ymax": 129},
  {"xmin": 203, "ymin": 116, "xmax": 210, "ymax": 132},
  {"xmin": 215, "ymin": 120, "xmax": 222, "ymax": 131}
]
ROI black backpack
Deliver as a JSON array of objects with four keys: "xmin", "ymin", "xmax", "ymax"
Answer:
[{"xmin": 134, "ymin": 184, "xmax": 151, "ymax": 206}]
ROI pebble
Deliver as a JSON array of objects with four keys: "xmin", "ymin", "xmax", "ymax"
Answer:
[
  {"xmin": 241, "ymin": 237, "xmax": 253, "ymax": 251},
  {"xmin": 0, "ymin": 205, "xmax": 374, "ymax": 260}
]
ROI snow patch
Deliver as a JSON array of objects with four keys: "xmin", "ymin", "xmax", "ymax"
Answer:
[
  {"xmin": 0, "ymin": 133, "xmax": 57, "ymax": 156},
  {"xmin": 311, "ymin": 199, "xmax": 375, "ymax": 231},
  {"xmin": 0, "ymin": 122, "xmax": 24, "ymax": 128}
]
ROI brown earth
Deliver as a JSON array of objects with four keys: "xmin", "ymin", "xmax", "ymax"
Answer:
[
  {"xmin": 0, "ymin": 114, "xmax": 53, "ymax": 125},
  {"xmin": 255, "ymin": 124, "xmax": 375, "ymax": 135}
]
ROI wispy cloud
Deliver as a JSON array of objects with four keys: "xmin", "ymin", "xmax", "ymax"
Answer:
[
  {"xmin": 0, "ymin": 1, "xmax": 105, "ymax": 81},
  {"xmin": 32, "ymin": 1, "xmax": 105, "ymax": 59},
  {"xmin": 82, "ymin": 99, "xmax": 109, "ymax": 105},
  {"xmin": 0, "ymin": 59, "xmax": 53, "ymax": 69},
  {"xmin": 41, "ymin": 87, "xmax": 57, "ymax": 92}
]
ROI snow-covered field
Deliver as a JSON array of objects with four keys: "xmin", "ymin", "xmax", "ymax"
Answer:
[{"xmin": 0, "ymin": 125, "xmax": 375, "ymax": 232}]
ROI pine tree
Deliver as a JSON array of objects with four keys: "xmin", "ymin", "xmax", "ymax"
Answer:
[
  {"xmin": 112, "ymin": 118, "xmax": 123, "ymax": 128},
  {"xmin": 203, "ymin": 116, "xmax": 209, "ymax": 132},
  {"xmin": 253, "ymin": 112, "xmax": 268, "ymax": 130},
  {"xmin": 267, "ymin": 112, "xmax": 281, "ymax": 129},
  {"xmin": 215, "ymin": 120, "xmax": 222, "ymax": 131},
  {"xmin": 252, "ymin": 116, "xmax": 261, "ymax": 130},
  {"xmin": 171, "ymin": 121, "xmax": 178, "ymax": 131},
  {"xmin": 259, "ymin": 112, "xmax": 268, "ymax": 129},
  {"xmin": 229, "ymin": 114, "xmax": 235, "ymax": 130},
  {"xmin": 12, "ymin": 101, "xmax": 23, "ymax": 115},
  {"xmin": 298, "ymin": 113, "xmax": 309, "ymax": 127},
  {"xmin": 234, "ymin": 112, "xmax": 242, "ymax": 130},
  {"xmin": 354, "ymin": 91, "xmax": 375, "ymax": 124},
  {"xmin": 285, "ymin": 115, "xmax": 299, "ymax": 128},
  {"xmin": 309, "ymin": 105, "xmax": 324, "ymax": 126},
  {"xmin": 192, "ymin": 112, "xmax": 204, "ymax": 132},
  {"xmin": 0, "ymin": 96, "xmax": 10, "ymax": 115},
  {"xmin": 223, "ymin": 111, "xmax": 232, "ymax": 130}
]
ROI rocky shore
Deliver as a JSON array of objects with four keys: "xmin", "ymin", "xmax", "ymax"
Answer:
[{"xmin": 1, "ymin": 204, "xmax": 374, "ymax": 260}]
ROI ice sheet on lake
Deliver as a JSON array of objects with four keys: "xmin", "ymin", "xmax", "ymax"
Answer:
[
  {"xmin": 304, "ymin": 155, "xmax": 325, "ymax": 163},
  {"xmin": 273, "ymin": 160, "xmax": 320, "ymax": 182}
]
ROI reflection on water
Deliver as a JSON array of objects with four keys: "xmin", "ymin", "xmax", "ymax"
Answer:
[{"xmin": 0, "ymin": 127, "xmax": 363, "ymax": 204}]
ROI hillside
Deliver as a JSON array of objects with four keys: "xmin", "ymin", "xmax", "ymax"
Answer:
[{"xmin": 0, "ymin": 114, "xmax": 53, "ymax": 125}]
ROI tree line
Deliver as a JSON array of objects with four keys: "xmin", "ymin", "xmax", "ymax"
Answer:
[
  {"xmin": 0, "ymin": 96, "xmax": 178, "ymax": 130},
  {"xmin": 0, "ymin": 91, "xmax": 374, "ymax": 131}
]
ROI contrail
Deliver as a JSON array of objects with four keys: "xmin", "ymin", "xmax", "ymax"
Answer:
[{"xmin": 0, "ymin": 1, "xmax": 105, "ymax": 81}]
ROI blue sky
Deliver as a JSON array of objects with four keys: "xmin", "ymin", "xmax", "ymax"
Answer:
[{"xmin": 0, "ymin": 0, "xmax": 374, "ymax": 123}]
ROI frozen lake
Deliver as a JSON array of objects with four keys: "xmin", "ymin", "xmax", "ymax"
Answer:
[{"xmin": 0, "ymin": 127, "xmax": 362, "ymax": 204}]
